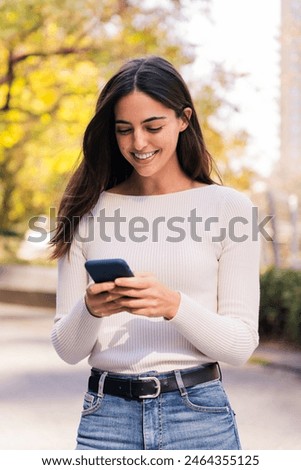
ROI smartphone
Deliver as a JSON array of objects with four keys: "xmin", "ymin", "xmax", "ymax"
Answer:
[{"xmin": 85, "ymin": 258, "xmax": 134, "ymax": 283}]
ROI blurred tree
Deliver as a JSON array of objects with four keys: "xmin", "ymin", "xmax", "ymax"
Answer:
[
  {"xmin": 0, "ymin": 0, "xmax": 252, "ymax": 235},
  {"xmin": 193, "ymin": 65, "xmax": 255, "ymax": 190},
  {"xmin": 0, "ymin": 0, "xmax": 198, "ymax": 232}
]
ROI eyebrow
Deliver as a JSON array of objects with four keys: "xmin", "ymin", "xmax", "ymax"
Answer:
[{"xmin": 115, "ymin": 116, "xmax": 167, "ymax": 125}]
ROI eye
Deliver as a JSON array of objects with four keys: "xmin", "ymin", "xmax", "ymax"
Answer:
[
  {"xmin": 147, "ymin": 127, "xmax": 163, "ymax": 133},
  {"xmin": 116, "ymin": 128, "xmax": 132, "ymax": 135}
]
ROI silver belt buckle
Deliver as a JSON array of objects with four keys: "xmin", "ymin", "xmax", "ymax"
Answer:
[{"xmin": 138, "ymin": 376, "xmax": 161, "ymax": 399}]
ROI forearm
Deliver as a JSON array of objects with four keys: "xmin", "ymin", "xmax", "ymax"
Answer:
[
  {"xmin": 51, "ymin": 296, "xmax": 101, "ymax": 364},
  {"xmin": 170, "ymin": 293, "xmax": 259, "ymax": 366}
]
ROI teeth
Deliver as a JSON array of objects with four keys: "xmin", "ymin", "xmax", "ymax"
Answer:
[{"xmin": 134, "ymin": 151, "xmax": 157, "ymax": 160}]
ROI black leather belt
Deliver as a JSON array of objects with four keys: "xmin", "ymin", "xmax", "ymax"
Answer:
[{"xmin": 88, "ymin": 363, "xmax": 221, "ymax": 400}]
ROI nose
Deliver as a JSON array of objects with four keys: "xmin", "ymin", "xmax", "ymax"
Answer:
[{"xmin": 133, "ymin": 129, "xmax": 147, "ymax": 151}]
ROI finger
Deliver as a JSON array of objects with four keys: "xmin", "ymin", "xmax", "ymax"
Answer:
[
  {"xmin": 87, "ymin": 301, "xmax": 125, "ymax": 317},
  {"xmin": 102, "ymin": 304, "xmax": 125, "ymax": 314},
  {"xmin": 117, "ymin": 297, "xmax": 155, "ymax": 310},
  {"xmin": 111, "ymin": 286, "xmax": 146, "ymax": 297},
  {"xmin": 86, "ymin": 293, "xmax": 124, "ymax": 311},
  {"xmin": 87, "ymin": 281, "xmax": 116, "ymax": 295},
  {"xmin": 133, "ymin": 272, "xmax": 153, "ymax": 277},
  {"xmin": 104, "ymin": 292, "xmax": 125, "ymax": 302},
  {"xmin": 114, "ymin": 276, "xmax": 153, "ymax": 288}
]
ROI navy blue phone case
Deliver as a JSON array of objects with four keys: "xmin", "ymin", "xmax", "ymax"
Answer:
[{"xmin": 85, "ymin": 258, "xmax": 134, "ymax": 283}]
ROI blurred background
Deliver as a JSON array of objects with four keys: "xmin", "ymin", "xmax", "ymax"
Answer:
[
  {"xmin": 0, "ymin": 0, "xmax": 301, "ymax": 449},
  {"xmin": 0, "ymin": 0, "xmax": 301, "ymax": 451}
]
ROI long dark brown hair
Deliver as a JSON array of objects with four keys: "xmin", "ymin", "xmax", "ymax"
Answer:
[{"xmin": 50, "ymin": 56, "xmax": 219, "ymax": 259}]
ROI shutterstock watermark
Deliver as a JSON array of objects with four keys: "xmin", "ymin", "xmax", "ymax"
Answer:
[{"xmin": 27, "ymin": 207, "xmax": 273, "ymax": 243}]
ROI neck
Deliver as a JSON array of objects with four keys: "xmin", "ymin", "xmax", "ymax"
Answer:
[{"xmin": 124, "ymin": 174, "xmax": 203, "ymax": 196}]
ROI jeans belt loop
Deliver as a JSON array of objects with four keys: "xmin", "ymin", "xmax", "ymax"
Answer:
[
  {"xmin": 216, "ymin": 362, "xmax": 222, "ymax": 381},
  {"xmin": 97, "ymin": 371, "xmax": 108, "ymax": 397},
  {"xmin": 174, "ymin": 369, "xmax": 187, "ymax": 397}
]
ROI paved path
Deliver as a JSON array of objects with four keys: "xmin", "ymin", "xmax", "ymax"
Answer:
[{"xmin": 0, "ymin": 264, "xmax": 56, "ymax": 307}]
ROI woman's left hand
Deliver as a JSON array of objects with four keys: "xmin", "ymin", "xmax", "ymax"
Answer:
[{"xmin": 111, "ymin": 273, "xmax": 180, "ymax": 320}]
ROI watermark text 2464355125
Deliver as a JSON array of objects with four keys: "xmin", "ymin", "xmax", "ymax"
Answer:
[{"xmin": 27, "ymin": 207, "xmax": 273, "ymax": 244}]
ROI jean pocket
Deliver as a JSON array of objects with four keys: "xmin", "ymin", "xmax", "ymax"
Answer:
[
  {"xmin": 81, "ymin": 392, "xmax": 103, "ymax": 416},
  {"xmin": 181, "ymin": 379, "xmax": 231, "ymax": 413}
]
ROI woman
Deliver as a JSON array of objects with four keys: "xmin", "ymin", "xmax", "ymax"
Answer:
[{"xmin": 50, "ymin": 56, "xmax": 260, "ymax": 450}]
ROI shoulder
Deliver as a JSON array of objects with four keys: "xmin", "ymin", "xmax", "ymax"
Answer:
[
  {"xmin": 211, "ymin": 185, "xmax": 254, "ymax": 210},
  {"xmin": 211, "ymin": 184, "xmax": 252, "ymax": 201},
  {"xmin": 89, "ymin": 191, "xmax": 109, "ymax": 216},
  {"xmin": 202, "ymin": 185, "xmax": 256, "ymax": 230}
]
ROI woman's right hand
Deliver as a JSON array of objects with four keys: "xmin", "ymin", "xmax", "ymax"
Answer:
[{"xmin": 85, "ymin": 282, "xmax": 125, "ymax": 318}]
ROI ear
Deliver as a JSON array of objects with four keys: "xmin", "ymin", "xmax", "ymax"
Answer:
[{"xmin": 179, "ymin": 107, "xmax": 192, "ymax": 132}]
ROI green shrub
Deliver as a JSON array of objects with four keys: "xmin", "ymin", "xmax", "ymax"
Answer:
[{"xmin": 260, "ymin": 267, "xmax": 301, "ymax": 345}]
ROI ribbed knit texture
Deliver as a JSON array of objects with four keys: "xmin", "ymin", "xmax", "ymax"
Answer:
[{"xmin": 51, "ymin": 185, "xmax": 260, "ymax": 372}]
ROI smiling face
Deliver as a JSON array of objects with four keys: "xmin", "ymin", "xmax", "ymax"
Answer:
[{"xmin": 114, "ymin": 91, "xmax": 191, "ymax": 191}]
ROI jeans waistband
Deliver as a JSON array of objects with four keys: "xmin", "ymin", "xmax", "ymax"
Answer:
[{"xmin": 88, "ymin": 362, "xmax": 221, "ymax": 400}]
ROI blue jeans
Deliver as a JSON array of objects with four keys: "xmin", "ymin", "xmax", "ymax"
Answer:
[{"xmin": 76, "ymin": 366, "xmax": 241, "ymax": 450}]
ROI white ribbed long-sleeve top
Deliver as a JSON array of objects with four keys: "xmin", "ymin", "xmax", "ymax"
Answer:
[{"xmin": 51, "ymin": 185, "xmax": 260, "ymax": 372}]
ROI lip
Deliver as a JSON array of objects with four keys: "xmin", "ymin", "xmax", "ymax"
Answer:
[{"xmin": 131, "ymin": 150, "xmax": 160, "ymax": 161}]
